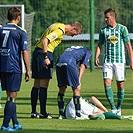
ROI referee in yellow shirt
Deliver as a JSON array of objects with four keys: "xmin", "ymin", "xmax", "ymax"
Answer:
[{"xmin": 31, "ymin": 22, "xmax": 82, "ymax": 118}]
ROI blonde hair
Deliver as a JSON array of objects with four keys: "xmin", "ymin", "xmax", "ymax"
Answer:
[{"xmin": 71, "ymin": 21, "xmax": 82, "ymax": 34}]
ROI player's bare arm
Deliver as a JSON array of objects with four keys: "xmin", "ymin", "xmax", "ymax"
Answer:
[
  {"xmin": 126, "ymin": 42, "xmax": 133, "ymax": 70},
  {"xmin": 22, "ymin": 50, "xmax": 31, "ymax": 82},
  {"xmin": 42, "ymin": 37, "xmax": 50, "ymax": 67},
  {"xmin": 79, "ymin": 64, "xmax": 86, "ymax": 82},
  {"xmin": 95, "ymin": 44, "xmax": 102, "ymax": 67},
  {"xmin": 89, "ymin": 96, "xmax": 108, "ymax": 112}
]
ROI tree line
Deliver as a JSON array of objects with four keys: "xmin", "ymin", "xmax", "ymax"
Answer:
[{"xmin": 0, "ymin": 0, "xmax": 133, "ymax": 45}]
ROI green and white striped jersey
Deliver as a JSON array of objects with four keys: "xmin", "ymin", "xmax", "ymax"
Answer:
[{"xmin": 98, "ymin": 23, "xmax": 130, "ymax": 63}]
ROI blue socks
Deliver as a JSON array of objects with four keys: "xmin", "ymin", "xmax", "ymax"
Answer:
[
  {"xmin": 73, "ymin": 96, "xmax": 81, "ymax": 117},
  {"xmin": 57, "ymin": 93, "xmax": 64, "ymax": 116},
  {"xmin": 12, "ymin": 103, "xmax": 18, "ymax": 125},
  {"xmin": 3, "ymin": 97, "xmax": 16, "ymax": 127},
  {"xmin": 57, "ymin": 94, "xmax": 81, "ymax": 117},
  {"xmin": 0, "ymin": 82, "xmax": 2, "ymax": 100},
  {"xmin": 0, "ymin": 82, "xmax": 2, "ymax": 108}
]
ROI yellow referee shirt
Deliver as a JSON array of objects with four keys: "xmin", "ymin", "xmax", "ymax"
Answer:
[{"xmin": 35, "ymin": 22, "xmax": 65, "ymax": 53}]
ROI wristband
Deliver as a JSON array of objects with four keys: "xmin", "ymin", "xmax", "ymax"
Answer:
[{"xmin": 43, "ymin": 52, "xmax": 48, "ymax": 59}]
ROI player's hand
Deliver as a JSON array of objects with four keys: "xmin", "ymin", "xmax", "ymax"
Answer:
[
  {"xmin": 95, "ymin": 58, "xmax": 99, "ymax": 67},
  {"xmin": 44, "ymin": 58, "xmax": 50, "ymax": 69},
  {"xmin": 25, "ymin": 71, "xmax": 31, "ymax": 82}
]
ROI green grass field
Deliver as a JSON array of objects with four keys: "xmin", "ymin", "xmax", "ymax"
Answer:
[{"xmin": 0, "ymin": 69, "xmax": 133, "ymax": 133}]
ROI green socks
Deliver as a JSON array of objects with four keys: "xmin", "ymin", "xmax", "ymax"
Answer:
[
  {"xmin": 105, "ymin": 86, "xmax": 116, "ymax": 110},
  {"xmin": 105, "ymin": 86, "xmax": 124, "ymax": 110},
  {"xmin": 117, "ymin": 89, "xmax": 124, "ymax": 110},
  {"xmin": 104, "ymin": 112, "xmax": 121, "ymax": 119}
]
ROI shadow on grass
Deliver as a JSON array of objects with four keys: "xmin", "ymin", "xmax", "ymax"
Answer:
[{"xmin": 1, "ymin": 129, "xmax": 133, "ymax": 133}]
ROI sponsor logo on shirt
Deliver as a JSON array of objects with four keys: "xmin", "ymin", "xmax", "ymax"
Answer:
[
  {"xmin": 0, "ymin": 48, "xmax": 10, "ymax": 56},
  {"xmin": 107, "ymin": 36, "xmax": 118, "ymax": 44}
]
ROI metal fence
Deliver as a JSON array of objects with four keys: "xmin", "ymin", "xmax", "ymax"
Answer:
[{"xmin": 0, "ymin": 0, "xmax": 133, "ymax": 67}]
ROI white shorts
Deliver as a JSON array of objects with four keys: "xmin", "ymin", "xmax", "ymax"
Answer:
[{"xmin": 102, "ymin": 63, "xmax": 125, "ymax": 81}]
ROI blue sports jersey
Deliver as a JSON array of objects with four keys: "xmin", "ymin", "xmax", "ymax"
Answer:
[
  {"xmin": 0, "ymin": 23, "xmax": 28, "ymax": 73},
  {"xmin": 56, "ymin": 46, "xmax": 92, "ymax": 68}
]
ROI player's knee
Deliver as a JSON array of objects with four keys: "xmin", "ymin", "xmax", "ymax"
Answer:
[
  {"xmin": 104, "ymin": 80, "xmax": 111, "ymax": 86},
  {"xmin": 117, "ymin": 81, "xmax": 124, "ymax": 89}
]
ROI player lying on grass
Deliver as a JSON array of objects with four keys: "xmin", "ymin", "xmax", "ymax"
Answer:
[{"xmin": 65, "ymin": 96, "xmax": 121, "ymax": 120}]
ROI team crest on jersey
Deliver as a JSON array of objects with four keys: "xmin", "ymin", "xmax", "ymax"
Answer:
[
  {"xmin": 49, "ymin": 32, "xmax": 57, "ymax": 41},
  {"xmin": 107, "ymin": 36, "xmax": 118, "ymax": 44}
]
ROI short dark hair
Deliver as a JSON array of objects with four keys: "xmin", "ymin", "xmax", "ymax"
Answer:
[
  {"xmin": 104, "ymin": 8, "xmax": 116, "ymax": 17},
  {"xmin": 7, "ymin": 7, "xmax": 21, "ymax": 21}
]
